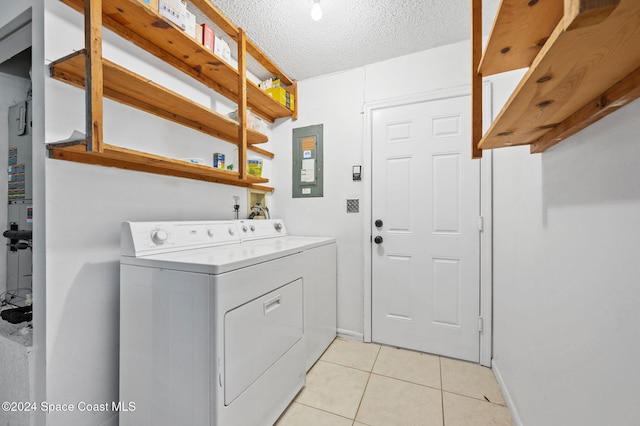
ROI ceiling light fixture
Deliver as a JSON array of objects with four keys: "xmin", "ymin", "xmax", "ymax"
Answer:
[{"xmin": 311, "ymin": 0, "xmax": 323, "ymax": 21}]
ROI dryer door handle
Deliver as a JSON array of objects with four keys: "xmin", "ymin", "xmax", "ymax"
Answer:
[{"xmin": 263, "ymin": 295, "xmax": 281, "ymax": 315}]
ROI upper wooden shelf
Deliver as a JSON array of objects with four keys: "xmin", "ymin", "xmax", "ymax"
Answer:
[
  {"xmin": 479, "ymin": 0, "xmax": 563, "ymax": 76},
  {"xmin": 47, "ymin": 140, "xmax": 274, "ymax": 191},
  {"xmin": 59, "ymin": 0, "xmax": 295, "ymax": 123},
  {"xmin": 189, "ymin": 0, "xmax": 294, "ymax": 87},
  {"xmin": 49, "ymin": 49, "xmax": 271, "ymax": 151},
  {"xmin": 474, "ymin": 0, "xmax": 640, "ymax": 153}
]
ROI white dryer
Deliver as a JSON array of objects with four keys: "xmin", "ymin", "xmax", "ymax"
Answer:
[
  {"xmin": 119, "ymin": 220, "xmax": 309, "ymax": 426},
  {"xmin": 235, "ymin": 220, "xmax": 337, "ymax": 371}
]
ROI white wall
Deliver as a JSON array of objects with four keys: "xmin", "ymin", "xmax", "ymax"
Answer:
[
  {"xmin": 271, "ymin": 67, "xmax": 366, "ymax": 336},
  {"xmin": 492, "ymin": 98, "xmax": 640, "ymax": 425}
]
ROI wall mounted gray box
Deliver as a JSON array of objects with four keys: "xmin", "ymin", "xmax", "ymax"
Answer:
[{"xmin": 292, "ymin": 124, "xmax": 323, "ymax": 198}]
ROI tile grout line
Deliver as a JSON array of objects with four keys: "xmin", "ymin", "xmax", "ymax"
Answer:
[
  {"xmin": 351, "ymin": 345, "xmax": 382, "ymax": 425},
  {"xmin": 441, "ymin": 389, "xmax": 508, "ymax": 407},
  {"xmin": 290, "ymin": 400, "xmax": 356, "ymax": 423},
  {"xmin": 439, "ymin": 356, "xmax": 445, "ymax": 426},
  {"xmin": 364, "ymin": 371, "xmax": 443, "ymax": 393}
]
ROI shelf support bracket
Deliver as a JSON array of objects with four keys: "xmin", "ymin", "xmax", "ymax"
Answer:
[
  {"xmin": 471, "ymin": 0, "xmax": 483, "ymax": 159},
  {"xmin": 84, "ymin": 0, "xmax": 104, "ymax": 153},
  {"xmin": 238, "ymin": 28, "xmax": 248, "ymax": 180}
]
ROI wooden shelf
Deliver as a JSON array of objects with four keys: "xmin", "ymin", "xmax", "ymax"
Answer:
[
  {"xmin": 479, "ymin": 0, "xmax": 563, "ymax": 77},
  {"xmin": 189, "ymin": 0, "xmax": 294, "ymax": 87},
  {"xmin": 473, "ymin": 0, "xmax": 640, "ymax": 154},
  {"xmin": 50, "ymin": 0, "xmax": 288, "ymax": 189},
  {"xmin": 60, "ymin": 0, "xmax": 295, "ymax": 123},
  {"xmin": 47, "ymin": 140, "xmax": 274, "ymax": 191},
  {"xmin": 49, "ymin": 50, "xmax": 272, "ymax": 152}
]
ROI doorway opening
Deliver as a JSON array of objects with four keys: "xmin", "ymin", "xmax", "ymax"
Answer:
[
  {"xmin": 0, "ymin": 11, "xmax": 33, "ymax": 324},
  {"xmin": 363, "ymin": 85, "xmax": 494, "ymax": 366}
]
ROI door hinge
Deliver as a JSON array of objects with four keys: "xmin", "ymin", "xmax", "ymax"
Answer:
[
  {"xmin": 478, "ymin": 316, "xmax": 484, "ymax": 332},
  {"xmin": 478, "ymin": 216, "xmax": 484, "ymax": 232}
]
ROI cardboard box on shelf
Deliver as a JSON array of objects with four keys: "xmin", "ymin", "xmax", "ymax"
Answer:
[
  {"xmin": 266, "ymin": 87, "xmax": 294, "ymax": 111},
  {"xmin": 201, "ymin": 24, "xmax": 214, "ymax": 51},
  {"xmin": 213, "ymin": 153, "xmax": 225, "ymax": 169},
  {"xmin": 247, "ymin": 159, "xmax": 263, "ymax": 177},
  {"xmin": 159, "ymin": 0, "xmax": 187, "ymax": 30},
  {"xmin": 259, "ymin": 77, "xmax": 283, "ymax": 90},
  {"xmin": 184, "ymin": 10, "xmax": 197, "ymax": 40},
  {"xmin": 214, "ymin": 36, "xmax": 231, "ymax": 63}
]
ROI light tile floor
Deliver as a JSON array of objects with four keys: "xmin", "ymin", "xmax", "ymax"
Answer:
[{"xmin": 276, "ymin": 338, "xmax": 513, "ymax": 426}]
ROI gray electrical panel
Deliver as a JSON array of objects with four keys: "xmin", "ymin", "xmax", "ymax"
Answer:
[{"xmin": 292, "ymin": 124, "xmax": 323, "ymax": 198}]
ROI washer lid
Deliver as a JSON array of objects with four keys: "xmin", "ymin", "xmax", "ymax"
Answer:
[
  {"xmin": 121, "ymin": 236, "xmax": 307, "ymax": 274},
  {"xmin": 277, "ymin": 235, "xmax": 336, "ymax": 249}
]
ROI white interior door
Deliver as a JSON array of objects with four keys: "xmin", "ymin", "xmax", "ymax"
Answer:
[{"xmin": 371, "ymin": 95, "xmax": 481, "ymax": 362}]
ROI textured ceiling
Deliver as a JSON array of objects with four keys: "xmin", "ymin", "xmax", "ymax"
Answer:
[{"xmin": 206, "ymin": 0, "xmax": 500, "ymax": 81}]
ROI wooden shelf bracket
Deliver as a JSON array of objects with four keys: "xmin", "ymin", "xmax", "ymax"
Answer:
[{"xmin": 85, "ymin": 0, "xmax": 103, "ymax": 152}]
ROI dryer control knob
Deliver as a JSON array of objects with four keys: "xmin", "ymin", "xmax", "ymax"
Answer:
[
  {"xmin": 242, "ymin": 225, "xmax": 248, "ymax": 232},
  {"xmin": 274, "ymin": 222, "xmax": 283, "ymax": 231},
  {"xmin": 151, "ymin": 229, "xmax": 168, "ymax": 245},
  {"xmin": 207, "ymin": 229, "xmax": 215, "ymax": 237},
  {"xmin": 228, "ymin": 227, "xmax": 235, "ymax": 235},
  {"xmin": 250, "ymin": 225, "xmax": 255, "ymax": 232}
]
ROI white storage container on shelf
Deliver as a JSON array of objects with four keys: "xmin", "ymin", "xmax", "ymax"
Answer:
[{"xmin": 228, "ymin": 109, "xmax": 268, "ymax": 134}]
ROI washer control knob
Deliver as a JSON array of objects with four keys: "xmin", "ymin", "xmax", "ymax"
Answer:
[
  {"xmin": 274, "ymin": 222, "xmax": 283, "ymax": 231},
  {"xmin": 207, "ymin": 229, "xmax": 215, "ymax": 237},
  {"xmin": 151, "ymin": 229, "xmax": 168, "ymax": 245},
  {"xmin": 228, "ymin": 227, "xmax": 235, "ymax": 236},
  {"xmin": 242, "ymin": 225, "xmax": 248, "ymax": 232},
  {"xmin": 250, "ymin": 225, "xmax": 255, "ymax": 232}
]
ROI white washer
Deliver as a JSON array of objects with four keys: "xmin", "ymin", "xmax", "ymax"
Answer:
[
  {"xmin": 119, "ymin": 220, "xmax": 310, "ymax": 426},
  {"xmin": 235, "ymin": 220, "xmax": 337, "ymax": 371}
]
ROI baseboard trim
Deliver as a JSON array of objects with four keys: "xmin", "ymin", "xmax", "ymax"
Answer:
[
  {"xmin": 336, "ymin": 329, "xmax": 364, "ymax": 341},
  {"xmin": 492, "ymin": 359, "xmax": 523, "ymax": 426}
]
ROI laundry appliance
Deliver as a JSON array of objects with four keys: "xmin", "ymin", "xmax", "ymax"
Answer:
[
  {"xmin": 235, "ymin": 219, "xmax": 336, "ymax": 371},
  {"xmin": 119, "ymin": 219, "xmax": 336, "ymax": 425}
]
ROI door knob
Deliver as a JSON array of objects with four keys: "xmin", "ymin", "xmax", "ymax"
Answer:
[
  {"xmin": 374, "ymin": 236, "xmax": 383, "ymax": 244},
  {"xmin": 375, "ymin": 219, "xmax": 383, "ymax": 227}
]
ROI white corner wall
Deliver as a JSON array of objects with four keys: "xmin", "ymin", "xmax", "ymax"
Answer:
[{"xmin": 492, "ymin": 98, "xmax": 640, "ymax": 425}]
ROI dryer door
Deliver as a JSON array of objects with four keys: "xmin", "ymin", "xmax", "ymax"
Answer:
[{"xmin": 224, "ymin": 278, "xmax": 303, "ymax": 405}]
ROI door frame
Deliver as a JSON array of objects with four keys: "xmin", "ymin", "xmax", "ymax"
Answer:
[{"xmin": 362, "ymin": 83, "xmax": 494, "ymax": 366}]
